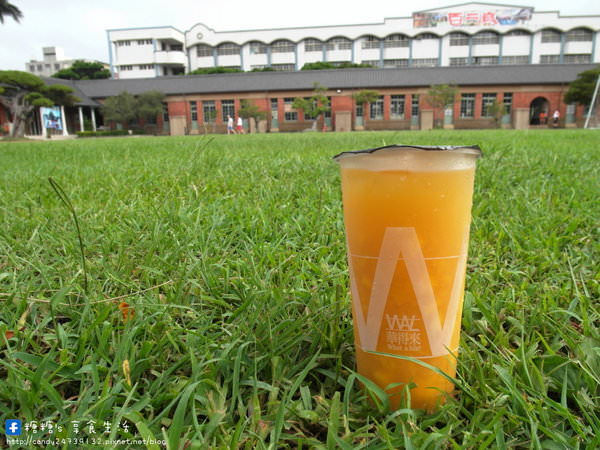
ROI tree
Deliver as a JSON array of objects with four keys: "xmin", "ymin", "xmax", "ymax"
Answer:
[
  {"xmin": 188, "ymin": 67, "xmax": 243, "ymax": 75},
  {"xmin": 487, "ymin": 100, "xmax": 506, "ymax": 128},
  {"xmin": 238, "ymin": 99, "xmax": 267, "ymax": 133},
  {"xmin": 426, "ymin": 84, "xmax": 458, "ymax": 128},
  {"xmin": 0, "ymin": 0, "xmax": 23, "ymax": 23},
  {"xmin": 352, "ymin": 89, "xmax": 380, "ymax": 129},
  {"xmin": 564, "ymin": 66, "xmax": 600, "ymax": 106},
  {"xmin": 301, "ymin": 61, "xmax": 374, "ymax": 70},
  {"xmin": 292, "ymin": 82, "xmax": 331, "ymax": 131},
  {"xmin": 101, "ymin": 91, "xmax": 137, "ymax": 128},
  {"xmin": 135, "ymin": 91, "xmax": 165, "ymax": 123},
  {"xmin": 52, "ymin": 60, "xmax": 110, "ymax": 80},
  {"xmin": 0, "ymin": 71, "xmax": 79, "ymax": 137}
]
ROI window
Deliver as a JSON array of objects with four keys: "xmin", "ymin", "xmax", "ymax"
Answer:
[
  {"xmin": 502, "ymin": 55, "xmax": 529, "ymax": 65},
  {"xmin": 170, "ymin": 44, "xmax": 183, "ymax": 51},
  {"xmin": 415, "ymin": 33, "xmax": 438, "ymax": 40},
  {"xmin": 370, "ymin": 96, "xmax": 384, "ymax": 120},
  {"xmin": 540, "ymin": 54, "xmax": 560, "ymax": 64},
  {"xmin": 412, "ymin": 58, "xmax": 438, "ymax": 67},
  {"xmin": 138, "ymin": 64, "xmax": 154, "ymax": 70},
  {"xmin": 505, "ymin": 30, "xmax": 530, "ymax": 36},
  {"xmin": 197, "ymin": 44, "xmax": 213, "ymax": 57},
  {"xmin": 137, "ymin": 39, "xmax": 153, "ymax": 45},
  {"xmin": 120, "ymin": 65, "xmax": 133, "ymax": 70},
  {"xmin": 361, "ymin": 60, "xmax": 380, "ymax": 67},
  {"xmin": 566, "ymin": 28, "xmax": 593, "ymax": 42},
  {"xmin": 249, "ymin": 41, "xmax": 268, "ymax": 54},
  {"xmin": 202, "ymin": 101, "xmax": 216, "ymax": 123},
  {"xmin": 54, "ymin": 63, "xmax": 60, "ymax": 70},
  {"xmin": 472, "ymin": 31, "xmax": 499, "ymax": 45},
  {"xmin": 271, "ymin": 64, "xmax": 295, "ymax": 71},
  {"xmin": 356, "ymin": 103, "xmax": 363, "ymax": 118},
  {"xmin": 221, "ymin": 100, "xmax": 235, "ymax": 121},
  {"xmin": 449, "ymin": 57, "xmax": 468, "ymax": 66},
  {"xmin": 362, "ymin": 36, "xmax": 380, "ymax": 49},
  {"xmin": 116, "ymin": 40, "xmax": 131, "ymax": 46},
  {"xmin": 217, "ymin": 43, "xmax": 240, "ymax": 56},
  {"xmin": 304, "ymin": 39, "xmax": 322, "ymax": 52},
  {"xmin": 384, "ymin": 34, "xmax": 409, "ymax": 48},
  {"xmin": 324, "ymin": 97, "xmax": 332, "ymax": 118},
  {"xmin": 284, "ymin": 98, "xmax": 297, "ymax": 121},
  {"xmin": 190, "ymin": 101, "xmax": 198, "ymax": 121},
  {"xmin": 162, "ymin": 103, "xmax": 169, "ymax": 122},
  {"xmin": 29, "ymin": 65, "xmax": 35, "ymax": 72},
  {"xmin": 329, "ymin": 61, "xmax": 352, "ymax": 67},
  {"xmin": 564, "ymin": 54, "xmax": 592, "ymax": 64},
  {"xmin": 391, "ymin": 95, "xmax": 405, "ymax": 119},
  {"xmin": 541, "ymin": 29, "xmax": 561, "ymax": 43},
  {"xmin": 411, "ymin": 95, "xmax": 419, "ymax": 118},
  {"xmin": 271, "ymin": 40, "xmax": 295, "ymax": 53},
  {"xmin": 503, "ymin": 93, "xmax": 513, "ymax": 115},
  {"xmin": 481, "ymin": 93, "xmax": 497, "ymax": 117},
  {"xmin": 326, "ymin": 37, "xmax": 352, "ymax": 51},
  {"xmin": 460, "ymin": 94, "xmax": 475, "ymax": 118},
  {"xmin": 37, "ymin": 64, "xmax": 42, "ymax": 71},
  {"xmin": 472, "ymin": 56, "xmax": 498, "ymax": 65},
  {"xmin": 384, "ymin": 59, "xmax": 408, "ymax": 68},
  {"xmin": 449, "ymin": 32, "xmax": 469, "ymax": 46}
]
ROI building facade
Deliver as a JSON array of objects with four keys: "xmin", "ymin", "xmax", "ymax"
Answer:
[
  {"xmin": 106, "ymin": 2, "xmax": 600, "ymax": 79},
  {"xmin": 4, "ymin": 63, "xmax": 594, "ymax": 138},
  {"xmin": 25, "ymin": 47, "xmax": 107, "ymax": 77}
]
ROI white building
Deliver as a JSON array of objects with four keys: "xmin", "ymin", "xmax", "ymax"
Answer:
[
  {"xmin": 106, "ymin": 2, "xmax": 600, "ymax": 79},
  {"xmin": 25, "ymin": 47, "xmax": 107, "ymax": 77}
]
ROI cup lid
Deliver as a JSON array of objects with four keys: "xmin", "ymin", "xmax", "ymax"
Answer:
[{"xmin": 333, "ymin": 144, "xmax": 482, "ymax": 162}]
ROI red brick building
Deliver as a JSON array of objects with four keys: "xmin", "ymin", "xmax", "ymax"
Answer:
[{"xmin": 2, "ymin": 64, "xmax": 596, "ymax": 136}]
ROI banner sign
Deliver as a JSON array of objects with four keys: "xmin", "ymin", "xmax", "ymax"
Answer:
[
  {"xmin": 40, "ymin": 106, "xmax": 63, "ymax": 130},
  {"xmin": 413, "ymin": 7, "xmax": 533, "ymax": 28}
]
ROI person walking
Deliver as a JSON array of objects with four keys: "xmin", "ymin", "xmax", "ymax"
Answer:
[
  {"xmin": 552, "ymin": 109, "xmax": 560, "ymax": 128},
  {"xmin": 236, "ymin": 116, "xmax": 245, "ymax": 134},
  {"xmin": 227, "ymin": 115, "xmax": 235, "ymax": 134}
]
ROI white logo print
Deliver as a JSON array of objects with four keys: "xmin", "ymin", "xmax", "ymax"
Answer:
[{"xmin": 348, "ymin": 227, "xmax": 468, "ymax": 358}]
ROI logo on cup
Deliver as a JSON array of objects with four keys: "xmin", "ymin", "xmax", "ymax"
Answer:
[{"xmin": 5, "ymin": 419, "xmax": 22, "ymax": 436}]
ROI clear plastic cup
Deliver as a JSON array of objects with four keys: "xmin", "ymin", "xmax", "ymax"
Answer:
[{"xmin": 334, "ymin": 145, "xmax": 482, "ymax": 411}]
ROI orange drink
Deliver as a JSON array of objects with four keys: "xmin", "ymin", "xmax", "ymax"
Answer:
[{"xmin": 334, "ymin": 145, "xmax": 481, "ymax": 411}]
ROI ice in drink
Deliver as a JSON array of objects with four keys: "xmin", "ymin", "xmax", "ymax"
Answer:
[{"xmin": 334, "ymin": 145, "xmax": 482, "ymax": 411}]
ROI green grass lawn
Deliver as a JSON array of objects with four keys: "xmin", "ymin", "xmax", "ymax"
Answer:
[{"xmin": 1, "ymin": 130, "xmax": 599, "ymax": 449}]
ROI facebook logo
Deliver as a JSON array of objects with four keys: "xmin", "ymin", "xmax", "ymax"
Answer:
[{"xmin": 5, "ymin": 419, "xmax": 22, "ymax": 436}]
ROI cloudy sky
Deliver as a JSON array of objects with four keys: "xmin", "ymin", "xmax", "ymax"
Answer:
[{"xmin": 1, "ymin": 0, "xmax": 599, "ymax": 70}]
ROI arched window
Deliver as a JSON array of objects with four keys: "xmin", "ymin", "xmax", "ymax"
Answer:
[
  {"xmin": 304, "ymin": 38, "xmax": 322, "ymax": 52},
  {"xmin": 197, "ymin": 44, "xmax": 213, "ymax": 57},
  {"xmin": 271, "ymin": 40, "xmax": 295, "ymax": 53},
  {"xmin": 449, "ymin": 32, "xmax": 469, "ymax": 46},
  {"xmin": 541, "ymin": 29, "xmax": 561, "ymax": 43},
  {"xmin": 472, "ymin": 31, "xmax": 499, "ymax": 45},
  {"xmin": 362, "ymin": 35, "xmax": 380, "ymax": 49},
  {"xmin": 504, "ymin": 29, "xmax": 530, "ymax": 36},
  {"xmin": 217, "ymin": 43, "xmax": 240, "ymax": 56},
  {"xmin": 326, "ymin": 37, "xmax": 352, "ymax": 51},
  {"xmin": 414, "ymin": 33, "xmax": 438, "ymax": 40},
  {"xmin": 249, "ymin": 41, "xmax": 268, "ymax": 54},
  {"xmin": 566, "ymin": 28, "xmax": 593, "ymax": 42},
  {"xmin": 384, "ymin": 34, "xmax": 409, "ymax": 48}
]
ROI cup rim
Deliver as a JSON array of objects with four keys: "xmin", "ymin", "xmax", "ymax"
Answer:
[{"xmin": 333, "ymin": 144, "xmax": 483, "ymax": 161}]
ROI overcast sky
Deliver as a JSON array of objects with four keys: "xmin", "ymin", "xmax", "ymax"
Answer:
[{"xmin": 1, "ymin": 0, "xmax": 599, "ymax": 70}]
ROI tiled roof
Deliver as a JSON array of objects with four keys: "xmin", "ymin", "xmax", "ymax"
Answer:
[
  {"xmin": 68, "ymin": 64, "xmax": 597, "ymax": 99},
  {"xmin": 41, "ymin": 77, "xmax": 100, "ymax": 107}
]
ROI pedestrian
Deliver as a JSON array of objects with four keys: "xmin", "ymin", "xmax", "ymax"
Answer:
[
  {"xmin": 236, "ymin": 116, "xmax": 245, "ymax": 134},
  {"xmin": 227, "ymin": 115, "xmax": 235, "ymax": 134},
  {"xmin": 539, "ymin": 110, "xmax": 547, "ymax": 125},
  {"xmin": 552, "ymin": 109, "xmax": 560, "ymax": 128}
]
